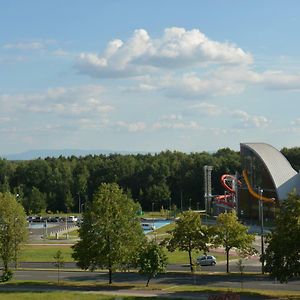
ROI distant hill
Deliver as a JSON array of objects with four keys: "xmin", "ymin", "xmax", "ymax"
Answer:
[{"xmin": 1, "ymin": 149, "xmax": 147, "ymax": 160}]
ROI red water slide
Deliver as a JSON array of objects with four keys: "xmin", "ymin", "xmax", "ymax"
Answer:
[{"xmin": 214, "ymin": 174, "xmax": 241, "ymax": 208}]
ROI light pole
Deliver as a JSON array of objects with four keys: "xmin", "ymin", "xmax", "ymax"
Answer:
[
  {"xmin": 78, "ymin": 193, "xmax": 81, "ymax": 214},
  {"xmin": 180, "ymin": 190, "xmax": 183, "ymax": 212},
  {"xmin": 189, "ymin": 198, "xmax": 191, "ymax": 210},
  {"xmin": 259, "ymin": 189, "xmax": 264, "ymax": 274}
]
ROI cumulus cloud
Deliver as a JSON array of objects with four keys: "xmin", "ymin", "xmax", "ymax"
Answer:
[
  {"xmin": 76, "ymin": 27, "xmax": 252, "ymax": 78},
  {"xmin": 260, "ymin": 71, "xmax": 300, "ymax": 90},
  {"xmin": 153, "ymin": 114, "xmax": 201, "ymax": 130},
  {"xmin": 115, "ymin": 121, "xmax": 146, "ymax": 132},
  {"xmin": 0, "ymin": 85, "xmax": 114, "ymax": 116},
  {"xmin": 161, "ymin": 72, "xmax": 245, "ymax": 99},
  {"xmin": 189, "ymin": 102, "xmax": 223, "ymax": 116},
  {"xmin": 231, "ymin": 110, "xmax": 270, "ymax": 128}
]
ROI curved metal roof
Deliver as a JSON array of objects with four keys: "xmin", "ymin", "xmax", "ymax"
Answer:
[{"xmin": 241, "ymin": 143, "xmax": 300, "ymax": 200}]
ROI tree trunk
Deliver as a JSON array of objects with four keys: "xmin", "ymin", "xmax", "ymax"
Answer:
[
  {"xmin": 146, "ymin": 276, "xmax": 151, "ymax": 287},
  {"xmin": 226, "ymin": 249, "xmax": 230, "ymax": 273},
  {"xmin": 188, "ymin": 247, "xmax": 193, "ymax": 272},
  {"xmin": 108, "ymin": 266, "xmax": 112, "ymax": 284}
]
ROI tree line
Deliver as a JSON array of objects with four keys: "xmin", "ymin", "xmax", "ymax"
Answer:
[
  {"xmin": 0, "ymin": 148, "xmax": 241, "ymax": 214},
  {"xmin": 0, "ymin": 146, "xmax": 299, "ymax": 214}
]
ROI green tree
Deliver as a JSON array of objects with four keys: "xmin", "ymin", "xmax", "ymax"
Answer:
[
  {"xmin": 213, "ymin": 211, "xmax": 255, "ymax": 273},
  {"xmin": 165, "ymin": 211, "xmax": 210, "ymax": 272},
  {"xmin": 264, "ymin": 190, "xmax": 300, "ymax": 282},
  {"xmin": 72, "ymin": 183, "xmax": 145, "ymax": 284},
  {"xmin": 23, "ymin": 186, "xmax": 46, "ymax": 214},
  {"xmin": 0, "ymin": 192, "xmax": 28, "ymax": 281},
  {"xmin": 138, "ymin": 240, "xmax": 168, "ymax": 287},
  {"xmin": 53, "ymin": 250, "xmax": 65, "ymax": 285}
]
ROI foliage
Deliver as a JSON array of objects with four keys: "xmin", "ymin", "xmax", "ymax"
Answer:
[
  {"xmin": 22, "ymin": 186, "xmax": 47, "ymax": 214},
  {"xmin": 53, "ymin": 250, "xmax": 65, "ymax": 285},
  {"xmin": 264, "ymin": 190, "xmax": 300, "ymax": 282},
  {"xmin": 165, "ymin": 210, "xmax": 210, "ymax": 272},
  {"xmin": 72, "ymin": 183, "xmax": 145, "ymax": 284},
  {"xmin": 0, "ymin": 148, "xmax": 243, "ymax": 213},
  {"xmin": 213, "ymin": 211, "xmax": 255, "ymax": 273},
  {"xmin": 138, "ymin": 240, "xmax": 168, "ymax": 287},
  {"xmin": 0, "ymin": 192, "xmax": 28, "ymax": 279}
]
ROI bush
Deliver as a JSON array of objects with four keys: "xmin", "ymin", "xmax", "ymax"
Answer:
[{"xmin": 1, "ymin": 270, "xmax": 13, "ymax": 282}]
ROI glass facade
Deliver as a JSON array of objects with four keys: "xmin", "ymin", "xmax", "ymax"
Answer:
[{"xmin": 239, "ymin": 145, "xmax": 277, "ymax": 221}]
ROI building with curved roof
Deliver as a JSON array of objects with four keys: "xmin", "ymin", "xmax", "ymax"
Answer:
[{"xmin": 239, "ymin": 143, "xmax": 300, "ymax": 219}]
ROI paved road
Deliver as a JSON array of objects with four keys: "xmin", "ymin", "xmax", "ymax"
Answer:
[
  {"xmin": 14, "ymin": 269, "xmax": 300, "ymax": 292},
  {"xmin": 17, "ymin": 256, "xmax": 262, "ymax": 273}
]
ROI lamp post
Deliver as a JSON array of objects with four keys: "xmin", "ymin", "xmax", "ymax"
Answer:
[
  {"xmin": 189, "ymin": 198, "xmax": 191, "ymax": 210},
  {"xmin": 259, "ymin": 189, "xmax": 264, "ymax": 274},
  {"xmin": 78, "ymin": 193, "xmax": 81, "ymax": 214},
  {"xmin": 180, "ymin": 190, "xmax": 183, "ymax": 212}
]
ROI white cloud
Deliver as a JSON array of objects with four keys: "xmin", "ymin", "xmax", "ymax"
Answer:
[
  {"xmin": 231, "ymin": 110, "xmax": 270, "ymax": 128},
  {"xmin": 260, "ymin": 71, "xmax": 300, "ymax": 90},
  {"xmin": 76, "ymin": 27, "xmax": 252, "ymax": 78},
  {"xmin": 0, "ymin": 85, "xmax": 114, "ymax": 117},
  {"xmin": 161, "ymin": 72, "xmax": 245, "ymax": 99},
  {"xmin": 152, "ymin": 114, "xmax": 201, "ymax": 130},
  {"xmin": 189, "ymin": 102, "xmax": 223, "ymax": 116},
  {"xmin": 2, "ymin": 40, "xmax": 56, "ymax": 51},
  {"xmin": 115, "ymin": 121, "xmax": 146, "ymax": 132}
]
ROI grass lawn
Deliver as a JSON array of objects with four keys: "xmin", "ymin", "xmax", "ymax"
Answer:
[
  {"xmin": 19, "ymin": 243, "xmax": 228, "ymax": 265},
  {"xmin": 0, "ymin": 292, "xmax": 161, "ymax": 299},
  {"xmin": 20, "ymin": 245, "xmax": 74, "ymax": 263},
  {"xmin": 1, "ymin": 281, "xmax": 300, "ymax": 300}
]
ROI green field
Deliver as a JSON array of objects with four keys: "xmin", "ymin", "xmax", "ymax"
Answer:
[
  {"xmin": 20, "ymin": 245, "xmax": 74, "ymax": 263},
  {"xmin": 19, "ymin": 243, "xmax": 228, "ymax": 265}
]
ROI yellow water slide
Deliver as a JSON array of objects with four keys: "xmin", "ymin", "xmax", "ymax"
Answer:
[{"xmin": 242, "ymin": 170, "xmax": 275, "ymax": 203}]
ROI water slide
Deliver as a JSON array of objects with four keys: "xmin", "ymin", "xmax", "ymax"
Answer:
[
  {"xmin": 242, "ymin": 170, "xmax": 275, "ymax": 203},
  {"xmin": 214, "ymin": 174, "xmax": 240, "ymax": 208}
]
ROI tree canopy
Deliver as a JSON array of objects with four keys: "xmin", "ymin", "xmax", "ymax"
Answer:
[
  {"xmin": 72, "ymin": 183, "xmax": 145, "ymax": 284},
  {"xmin": 0, "ymin": 192, "xmax": 28, "ymax": 281},
  {"xmin": 138, "ymin": 240, "xmax": 168, "ymax": 287},
  {"xmin": 213, "ymin": 211, "xmax": 255, "ymax": 273},
  {"xmin": 165, "ymin": 210, "xmax": 210, "ymax": 272},
  {"xmin": 264, "ymin": 190, "xmax": 300, "ymax": 282}
]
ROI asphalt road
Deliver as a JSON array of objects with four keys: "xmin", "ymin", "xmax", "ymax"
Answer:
[
  {"xmin": 17, "ymin": 255, "xmax": 262, "ymax": 273},
  {"xmin": 14, "ymin": 269, "xmax": 300, "ymax": 292}
]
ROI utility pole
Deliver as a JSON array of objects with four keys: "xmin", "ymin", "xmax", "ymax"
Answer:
[{"xmin": 259, "ymin": 189, "xmax": 264, "ymax": 274}]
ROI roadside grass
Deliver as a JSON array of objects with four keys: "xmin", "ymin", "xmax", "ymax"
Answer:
[
  {"xmin": 20, "ymin": 245, "xmax": 74, "ymax": 262},
  {"xmin": 19, "ymin": 243, "xmax": 229, "ymax": 265},
  {"xmin": 0, "ymin": 292, "xmax": 162, "ymax": 299},
  {"xmin": 1, "ymin": 281, "xmax": 300, "ymax": 299}
]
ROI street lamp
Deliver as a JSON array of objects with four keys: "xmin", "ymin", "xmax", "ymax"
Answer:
[
  {"xmin": 259, "ymin": 189, "xmax": 264, "ymax": 274},
  {"xmin": 78, "ymin": 193, "xmax": 81, "ymax": 214},
  {"xmin": 189, "ymin": 198, "xmax": 191, "ymax": 210}
]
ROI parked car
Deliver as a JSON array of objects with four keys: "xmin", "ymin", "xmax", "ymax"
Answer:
[
  {"xmin": 141, "ymin": 223, "xmax": 155, "ymax": 230},
  {"xmin": 196, "ymin": 255, "xmax": 217, "ymax": 266},
  {"xmin": 67, "ymin": 216, "xmax": 78, "ymax": 223}
]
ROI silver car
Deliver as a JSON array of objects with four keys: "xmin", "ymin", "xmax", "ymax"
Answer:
[{"xmin": 196, "ymin": 255, "xmax": 217, "ymax": 266}]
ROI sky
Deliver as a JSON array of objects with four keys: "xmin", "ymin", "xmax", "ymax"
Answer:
[{"xmin": 1, "ymin": 1, "xmax": 300, "ymax": 155}]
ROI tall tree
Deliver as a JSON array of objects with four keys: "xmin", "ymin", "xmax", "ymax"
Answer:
[
  {"xmin": 213, "ymin": 211, "xmax": 255, "ymax": 273},
  {"xmin": 264, "ymin": 190, "xmax": 300, "ymax": 282},
  {"xmin": 72, "ymin": 183, "xmax": 145, "ymax": 284},
  {"xmin": 138, "ymin": 240, "xmax": 168, "ymax": 287},
  {"xmin": 0, "ymin": 192, "xmax": 28, "ymax": 281},
  {"xmin": 165, "ymin": 211, "xmax": 210, "ymax": 272}
]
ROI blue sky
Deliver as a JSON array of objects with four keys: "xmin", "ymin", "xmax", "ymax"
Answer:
[{"xmin": 1, "ymin": 1, "xmax": 300, "ymax": 155}]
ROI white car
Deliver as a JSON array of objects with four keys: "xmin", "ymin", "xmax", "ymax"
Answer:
[{"xmin": 196, "ymin": 255, "xmax": 217, "ymax": 266}]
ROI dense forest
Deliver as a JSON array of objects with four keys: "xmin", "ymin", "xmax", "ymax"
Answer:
[{"xmin": 0, "ymin": 147, "xmax": 299, "ymax": 214}]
